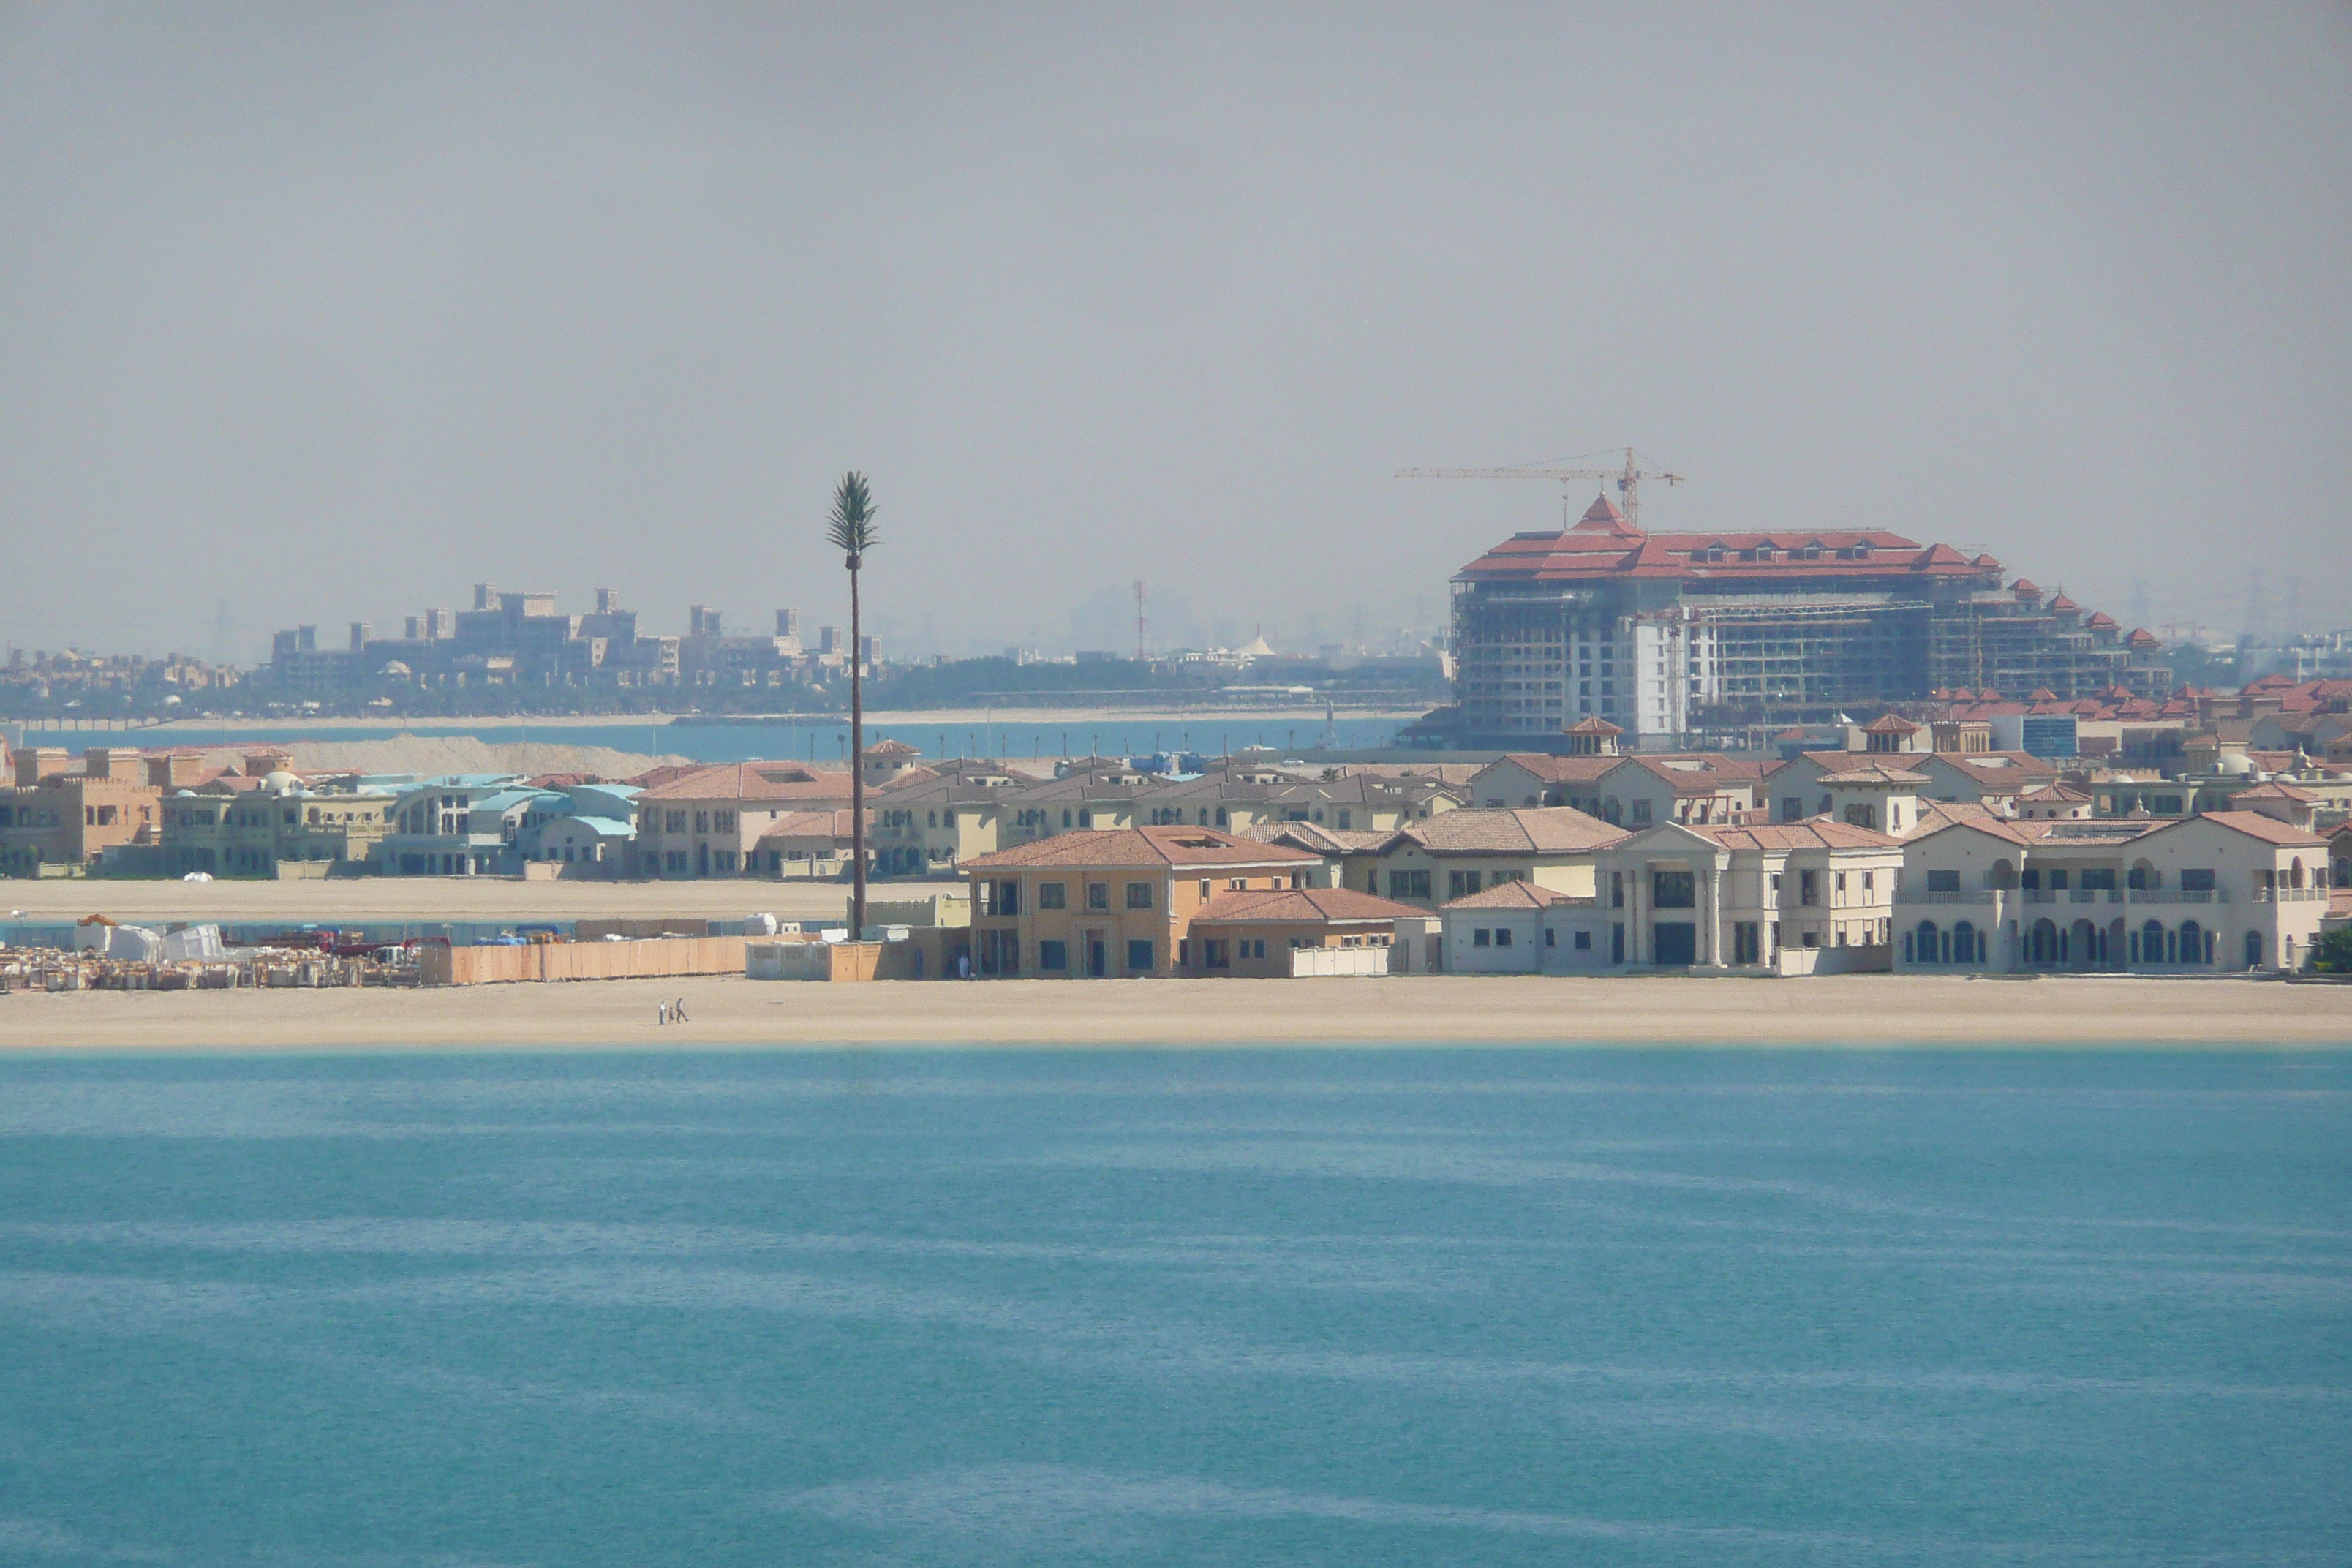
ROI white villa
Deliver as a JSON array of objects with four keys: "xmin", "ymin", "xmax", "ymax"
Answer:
[{"xmin": 1891, "ymin": 809, "xmax": 2331, "ymax": 973}]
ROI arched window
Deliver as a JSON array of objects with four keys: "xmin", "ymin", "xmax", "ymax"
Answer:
[
  {"xmin": 1214, "ymin": 807, "xmax": 1229, "ymax": 826},
  {"xmin": 2141, "ymin": 919, "xmax": 2166, "ymax": 965},
  {"xmin": 2129, "ymin": 859, "xmax": 2157, "ymax": 892},
  {"xmin": 1915, "ymin": 919, "xmax": 1940, "ymax": 963},
  {"xmin": 1990, "ymin": 858, "xmax": 2017, "ymax": 890},
  {"xmin": 2289, "ymin": 857, "xmax": 2305, "ymax": 889},
  {"xmin": 1952, "ymin": 919, "xmax": 1978, "ymax": 965},
  {"xmin": 2179, "ymin": 919, "xmax": 2204, "ymax": 966},
  {"xmin": 1601, "ymin": 796, "xmax": 1621, "ymax": 824},
  {"xmin": 2246, "ymin": 930, "xmax": 2265, "ymax": 970}
]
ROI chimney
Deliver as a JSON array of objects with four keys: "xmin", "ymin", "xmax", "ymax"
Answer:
[
  {"xmin": 12, "ymin": 747, "xmax": 68, "ymax": 786},
  {"xmin": 146, "ymin": 752, "xmax": 204, "ymax": 788}
]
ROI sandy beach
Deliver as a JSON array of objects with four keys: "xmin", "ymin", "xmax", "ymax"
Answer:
[
  {"xmin": 0, "ymin": 878, "xmax": 932, "ymax": 925},
  {"xmin": 3, "ymin": 973, "xmax": 2345, "ymax": 1051}
]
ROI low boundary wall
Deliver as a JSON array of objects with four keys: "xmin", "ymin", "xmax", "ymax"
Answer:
[{"xmin": 420, "ymin": 936, "xmax": 747, "ymax": 986}]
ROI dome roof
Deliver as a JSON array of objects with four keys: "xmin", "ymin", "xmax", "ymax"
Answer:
[{"xmin": 263, "ymin": 769, "xmax": 301, "ymax": 792}]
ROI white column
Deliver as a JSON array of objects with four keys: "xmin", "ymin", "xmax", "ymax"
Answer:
[{"xmin": 1701, "ymin": 857, "xmax": 1723, "ymax": 966}]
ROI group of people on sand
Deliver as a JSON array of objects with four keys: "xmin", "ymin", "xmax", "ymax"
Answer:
[{"xmin": 655, "ymin": 997, "xmax": 690, "ymax": 1026}]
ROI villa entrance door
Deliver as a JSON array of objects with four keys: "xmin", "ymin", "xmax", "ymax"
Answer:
[
  {"xmin": 1651, "ymin": 922, "xmax": 1697, "ymax": 966},
  {"xmin": 1085, "ymin": 931, "xmax": 1107, "ymax": 978}
]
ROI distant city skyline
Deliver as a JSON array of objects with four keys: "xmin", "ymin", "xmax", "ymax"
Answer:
[{"xmin": 2, "ymin": 7, "xmax": 2346, "ymax": 655}]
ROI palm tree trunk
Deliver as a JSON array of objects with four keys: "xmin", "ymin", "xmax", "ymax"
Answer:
[{"xmin": 849, "ymin": 565, "xmax": 866, "ymax": 942}]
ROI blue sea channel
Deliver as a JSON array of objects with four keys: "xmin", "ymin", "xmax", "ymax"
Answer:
[{"xmin": 0, "ymin": 1047, "xmax": 2344, "ymax": 1566}]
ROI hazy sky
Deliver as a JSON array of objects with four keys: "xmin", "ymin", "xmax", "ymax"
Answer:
[{"xmin": 4, "ymin": 4, "xmax": 2347, "ymax": 662}]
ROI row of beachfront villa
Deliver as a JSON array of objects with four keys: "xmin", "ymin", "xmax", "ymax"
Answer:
[{"xmin": 952, "ymin": 799, "xmax": 2342, "ymax": 980}]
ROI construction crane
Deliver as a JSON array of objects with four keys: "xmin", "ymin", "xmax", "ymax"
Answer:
[{"xmin": 1396, "ymin": 445, "xmax": 1685, "ymax": 531}]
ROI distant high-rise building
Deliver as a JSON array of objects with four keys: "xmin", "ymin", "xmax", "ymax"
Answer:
[
  {"xmin": 688, "ymin": 605, "xmax": 723, "ymax": 638},
  {"xmin": 777, "ymin": 607, "xmax": 802, "ymax": 639},
  {"xmin": 819, "ymin": 625, "xmax": 843, "ymax": 656},
  {"xmin": 1446, "ymin": 495, "xmax": 2169, "ymax": 746},
  {"xmin": 859, "ymin": 635, "xmax": 881, "ymax": 666},
  {"xmin": 347, "ymin": 622, "xmax": 370, "ymax": 653}
]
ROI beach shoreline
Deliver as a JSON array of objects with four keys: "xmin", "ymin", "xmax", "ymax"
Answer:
[{"xmin": 3, "ymin": 973, "xmax": 2345, "ymax": 1052}]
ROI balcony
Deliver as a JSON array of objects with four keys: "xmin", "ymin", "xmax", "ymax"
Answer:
[
  {"xmin": 2127, "ymin": 889, "xmax": 2224, "ymax": 905},
  {"xmin": 1896, "ymin": 889, "xmax": 1993, "ymax": 905},
  {"xmin": 2255, "ymin": 887, "xmax": 2326, "ymax": 903}
]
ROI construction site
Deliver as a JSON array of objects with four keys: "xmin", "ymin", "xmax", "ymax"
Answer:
[{"xmin": 1419, "ymin": 450, "xmax": 2174, "ymax": 749}]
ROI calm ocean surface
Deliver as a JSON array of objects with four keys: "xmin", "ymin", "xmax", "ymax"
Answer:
[{"xmin": 0, "ymin": 1048, "xmax": 2345, "ymax": 1566}]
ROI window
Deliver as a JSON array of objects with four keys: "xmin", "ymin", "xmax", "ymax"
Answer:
[
  {"xmin": 996, "ymin": 880, "xmax": 1022, "ymax": 916},
  {"xmin": 1545, "ymin": 928, "xmax": 1556, "ymax": 946},
  {"xmin": 715, "ymin": 810, "xmax": 736, "ymax": 833},
  {"xmin": 1390, "ymin": 869, "xmax": 1431, "ymax": 900},
  {"xmin": 1087, "ymin": 882, "xmax": 1109, "ymax": 911},
  {"xmin": 1449, "ymin": 870, "xmax": 1479, "ymax": 899},
  {"xmin": 1077, "ymin": 810, "xmax": 1092, "ymax": 828},
  {"xmin": 1573, "ymin": 930, "xmax": 1591, "ymax": 951},
  {"xmin": 1834, "ymin": 872, "xmax": 1847, "ymax": 894},
  {"xmin": 1925, "ymin": 868, "xmax": 1959, "ymax": 892},
  {"xmin": 694, "ymin": 811, "xmax": 709, "ymax": 834},
  {"xmin": 1495, "ymin": 927, "xmax": 1513, "ymax": 947},
  {"xmin": 1779, "ymin": 796, "xmax": 1802, "ymax": 823},
  {"xmin": 1199, "ymin": 879, "xmax": 1213, "ymax": 900},
  {"xmin": 665, "ymin": 811, "xmax": 687, "ymax": 834},
  {"xmin": 1800, "ymin": 870, "xmax": 1819, "ymax": 905},
  {"xmin": 1861, "ymin": 871, "xmax": 1874, "ymax": 894},
  {"xmin": 1652, "ymin": 870, "xmax": 1695, "ymax": 908},
  {"xmin": 1126, "ymin": 939, "xmax": 1154, "ymax": 971},
  {"xmin": 1039, "ymin": 881, "xmax": 1066, "ymax": 910},
  {"xmin": 664, "ymin": 850, "xmax": 687, "ymax": 872},
  {"xmin": 1632, "ymin": 799, "xmax": 1653, "ymax": 824},
  {"xmin": 1125, "ymin": 881, "xmax": 1153, "ymax": 910},
  {"xmin": 1474, "ymin": 928, "xmax": 1490, "ymax": 947},
  {"xmin": 1039, "ymin": 940, "xmax": 1068, "ymax": 970},
  {"xmin": 2179, "ymin": 868, "xmax": 2215, "ymax": 892}
]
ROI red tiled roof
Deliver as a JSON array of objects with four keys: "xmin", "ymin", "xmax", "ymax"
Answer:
[
  {"xmin": 1398, "ymin": 807, "xmax": 1626, "ymax": 854},
  {"xmin": 1193, "ymin": 886, "xmax": 1423, "ymax": 924},
  {"xmin": 1689, "ymin": 818, "xmax": 1900, "ymax": 851},
  {"xmin": 1565, "ymin": 715, "xmax": 1621, "ymax": 735},
  {"xmin": 1477, "ymin": 753, "xmax": 1620, "ymax": 785},
  {"xmin": 2231, "ymin": 780, "xmax": 2318, "ymax": 803},
  {"xmin": 962, "ymin": 825, "xmax": 1322, "ymax": 870},
  {"xmin": 635, "ymin": 763, "xmax": 856, "ymax": 803},
  {"xmin": 755, "ymin": 808, "xmax": 865, "ymax": 843},
  {"xmin": 1439, "ymin": 880, "xmax": 1583, "ymax": 911},
  {"xmin": 2176, "ymin": 810, "xmax": 2327, "ymax": 848},
  {"xmin": 1454, "ymin": 521, "xmax": 1991, "ymax": 585}
]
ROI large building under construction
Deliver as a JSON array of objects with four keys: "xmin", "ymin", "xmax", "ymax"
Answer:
[{"xmin": 1448, "ymin": 496, "xmax": 2170, "ymax": 747}]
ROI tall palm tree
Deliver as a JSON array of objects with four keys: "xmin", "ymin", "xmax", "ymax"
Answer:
[{"xmin": 826, "ymin": 472, "xmax": 879, "ymax": 941}]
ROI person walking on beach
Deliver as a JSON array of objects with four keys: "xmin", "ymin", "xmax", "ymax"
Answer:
[
  {"xmin": 674, "ymin": 996, "xmax": 689, "ymax": 1024},
  {"xmin": 657, "ymin": 1001, "xmax": 669, "ymax": 1026}
]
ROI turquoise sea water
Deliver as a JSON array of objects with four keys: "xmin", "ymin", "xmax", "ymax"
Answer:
[{"xmin": 0, "ymin": 1048, "xmax": 2345, "ymax": 1566}]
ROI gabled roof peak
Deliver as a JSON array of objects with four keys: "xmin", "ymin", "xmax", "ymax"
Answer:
[{"xmin": 1573, "ymin": 492, "xmax": 1636, "ymax": 536}]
